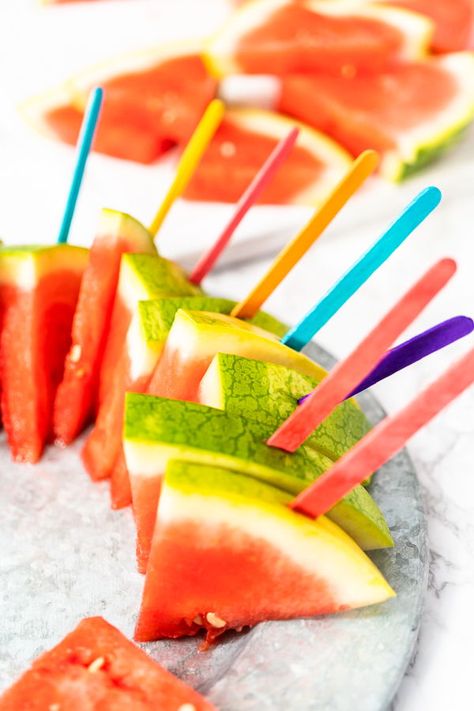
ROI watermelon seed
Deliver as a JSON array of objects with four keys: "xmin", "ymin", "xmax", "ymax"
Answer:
[
  {"xmin": 49, "ymin": 705, "xmax": 60, "ymax": 711},
  {"xmin": 193, "ymin": 614, "xmax": 203, "ymax": 625},
  {"xmin": 87, "ymin": 657, "xmax": 105, "ymax": 673},
  {"xmin": 70, "ymin": 344, "xmax": 82, "ymax": 363},
  {"xmin": 178, "ymin": 705, "xmax": 196, "ymax": 711},
  {"xmin": 206, "ymin": 612, "xmax": 226, "ymax": 629}
]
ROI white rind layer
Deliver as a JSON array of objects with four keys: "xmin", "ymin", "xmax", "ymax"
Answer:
[
  {"xmin": 0, "ymin": 245, "xmax": 88, "ymax": 291},
  {"xmin": 157, "ymin": 483, "xmax": 395, "ymax": 609}
]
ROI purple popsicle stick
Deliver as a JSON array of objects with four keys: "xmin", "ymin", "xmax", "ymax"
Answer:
[{"xmin": 299, "ymin": 315, "xmax": 473, "ymax": 405}]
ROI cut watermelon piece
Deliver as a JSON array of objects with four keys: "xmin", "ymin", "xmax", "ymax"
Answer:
[
  {"xmin": 376, "ymin": 0, "xmax": 474, "ymax": 53},
  {"xmin": 81, "ymin": 254, "xmax": 201, "ymax": 482},
  {"xmin": 0, "ymin": 616, "xmax": 215, "ymax": 710},
  {"xmin": 147, "ymin": 309, "xmax": 328, "ymax": 404},
  {"xmin": 135, "ymin": 461, "xmax": 394, "ymax": 643},
  {"xmin": 206, "ymin": 0, "xmax": 431, "ymax": 77},
  {"xmin": 23, "ymin": 46, "xmax": 217, "ymax": 164},
  {"xmin": 184, "ymin": 107, "xmax": 351, "ymax": 204},
  {"xmin": 199, "ymin": 352, "xmax": 371, "ymax": 462},
  {"xmin": 278, "ymin": 52, "xmax": 474, "ymax": 181},
  {"xmin": 109, "ymin": 296, "xmax": 286, "ymax": 510},
  {"xmin": 124, "ymin": 393, "xmax": 393, "ymax": 573},
  {"xmin": 53, "ymin": 210, "xmax": 155, "ymax": 445},
  {"xmin": 0, "ymin": 245, "xmax": 88, "ymax": 463}
]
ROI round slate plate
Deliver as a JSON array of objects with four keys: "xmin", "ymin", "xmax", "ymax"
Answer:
[{"xmin": 0, "ymin": 343, "xmax": 428, "ymax": 711}]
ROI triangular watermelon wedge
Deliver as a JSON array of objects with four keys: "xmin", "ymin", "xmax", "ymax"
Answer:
[
  {"xmin": 81, "ymin": 253, "xmax": 201, "ymax": 482},
  {"xmin": 277, "ymin": 52, "xmax": 474, "ymax": 180},
  {"xmin": 0, "ymin": 245, "xmax": 88, "ymax": 463},
  {"xmin": 54, "ymin": 209, "xmax": 156, "ymax": 445},
  {"xmin": 135, "ymin": 461, "xmax": 394, "ymax": 643},
  {"xmin": 0, "ymin": 616, "xmax": 215, "ymax": 710}
]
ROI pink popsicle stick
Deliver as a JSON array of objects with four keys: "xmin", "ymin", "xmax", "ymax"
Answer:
[
  {"xmin": 267, "ymin": 258, "xmax": 457, "ymax": 452},
  {"xmin": 189, "ymin": 127, "xmax": 299, "ymax": 285},
  {"xmin": 291, "ymin": 345, "xmax": 474, "ymax": 519}
]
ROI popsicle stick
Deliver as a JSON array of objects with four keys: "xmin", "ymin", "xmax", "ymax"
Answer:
[
  {"xmin": 268, "ymin": 258, "xmax": 456, "ymax": 452},
  {"xmin": 57, "ymin": 87, "xmax": 103, "ymax": 244},
  {"xmin": 282, "ymin": 186, "xmax": 442, "ymax": 351},
  {"xmin": 230, "ymin": 149, "xmax": 379, "ymax": 319},
  {"xmin": 291, "ymin": 345, "xmax": 474, "ymax": 519},
  {"xmin": 298, "ymin": 315, "xmax": 474, "ymax": 404},
  {"xmin": 149, "ymin": 99, "xmax": 225, "ymax": 238},
  {"xmin": 189, "ymin": 127, "xmax": 299, "ymax": 285}
]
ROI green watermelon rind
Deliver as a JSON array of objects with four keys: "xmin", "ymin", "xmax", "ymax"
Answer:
[
  {"xmin": 137, "ymin": 296, "xmax": 288, "ymax": 347},
  {"xmin": 124, "ymin": 393, "xmax": 394, "ymax": 550},
  {"xmin": 200, "ymin": 352, "xmax": 371, "ymax": 462}
]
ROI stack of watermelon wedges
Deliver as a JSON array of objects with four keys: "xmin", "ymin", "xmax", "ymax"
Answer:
[
  {"xmin": 27, "ymin": 0, "xmax": 474, "ymax": 200},
  {"xmin": 0, "ymin": 206, "xmax": 396, "ymax": 657}
]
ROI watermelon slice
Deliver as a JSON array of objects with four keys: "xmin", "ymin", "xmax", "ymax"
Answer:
[
  {"xmin": 0, "ymin": 245, "xmax": 88, "ymax": 463},
  {"xmin": 206, "ymin": 0, "xmax": 432, "ymax": 77},
  {"xmin": 146, "ymin": 309, "xmax": 328, "ymax": 404},
  {"xmin": 377, "ymin": 0, "xmax": 474, "ymax": 53},
  {"xmin": 53, "ymin": 209, "xmax": 155, "ymax": 446},
  {"xmin": 124, "ymin": 393, "xmax": 393, "ymax": 573},
  {"xmin": 184, "ymin": 107, "xmax": 351, "ymax": 204},
  {"xmin": 23, "ymin": 46, "xmax": 217, "ymax": 164},
  {"xmin": 109, "ymin": 296, "xmax": 287, "ymax": 510},
  {"xmin": 134, "ymin": 461, "xmax": 394, "ymax": 643},
  {"xmin": 81, "ymin": 253, "xmax": 201, "ymax": 482},
  {"xmin": 199, "ymin": 352, "xmax": 371, "ymax": 461},
  {"xmin": 278, "ymin": 52, "xmax": 474, "ymax": 181},
  {"xmin": 0, "ymin": 616, "xmax": 215, "ymax": 710}
]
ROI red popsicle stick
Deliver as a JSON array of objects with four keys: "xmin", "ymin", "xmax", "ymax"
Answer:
[
  {"xmin": 267, "ymin": 258, "xmax": 457, "ymax": 452},
  {"xmin": 189, "ymin": 127, "xmax": 299, "ymax": 285},
  {"xmin": 291, "ymin": 345, "xmax": 474, "ymax": 519}
]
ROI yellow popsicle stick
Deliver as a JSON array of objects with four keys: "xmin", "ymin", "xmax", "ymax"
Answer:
[
  {"xmin": 149, "ymin": 98, "xmax": 226, "ymax": 237},
  {"xmin": 231, "ymin": 149, "xmax": 379, "ymax": 319}
]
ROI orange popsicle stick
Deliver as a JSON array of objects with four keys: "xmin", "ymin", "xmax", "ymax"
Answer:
[
  {"xmin": 231, "ymin": 149, "xmax": 379, "ymax": 319},
  {"xmin": 189, "ymin": 127, "xmax": 299, "ymax": 285},
  {"xmin": 267, "ymin": 258, "xmax": 457, "ymax": 452},
  {"xmin": 291, "ymin": 345, "xmax": 474, "ymax": 519}
]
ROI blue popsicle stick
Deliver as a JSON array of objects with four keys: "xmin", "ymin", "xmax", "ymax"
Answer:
[
  {"xmin": 298, "ymin": 315, "xmax": 474, "ymax": 404},
  {"xmin": 281, "ymin": 186, "xmax": 442, "ymax": 351},
  {"xmin": 57, "ymin": 87, "xmax": 104, "ymax": 244}
]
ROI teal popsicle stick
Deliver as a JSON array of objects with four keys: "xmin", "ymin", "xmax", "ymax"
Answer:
[
  {"xmin": 281, "ymin": 186, "xmax": 442, "ymax": 351},
  {"xmin": 57, "ymin": 87, "xmax": 103, "ymax": 244}
]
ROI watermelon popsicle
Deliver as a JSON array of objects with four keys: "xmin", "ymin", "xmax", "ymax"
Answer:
[
  {"xmin": 54, "ymin": 209, "xmax": 156, "ymax": 445},
  {"xmin": 134, "ymin": 460, "xmax": 394, "ymax": 643},
  {"xmin": 0, "ymin": 245, "xmax": 88, "ymax": 462}
]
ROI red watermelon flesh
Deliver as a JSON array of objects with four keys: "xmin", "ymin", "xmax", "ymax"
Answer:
[
  {"xmin": 386, "ymin": 0, "xmax": 474, "ymax": 53},
  {"xmin": 134, "ymin": 462, "xmax": 394, "ymax": 643},
  {"xmin": 42, "ymin": 53, "xmax": 217, "ymax": 164},
  {"xmin": 81, "ymin": 254, "xmax": 201, "ymax": 482},
  {"xmin": 53, "ymin": 210, "xmax": 155, "ymax": 446},
  {"xmin": 183, "ymin": 109, "xmax": 328, "ymax": 204},
  {"xmin": 0, "ymin": 246, "xmax": 88, "ymax": 463},
  {"xmin": 0, "ymin": 616, "xmax": 215, "ymax": 710},
  {"xmin": 207, "ymin": 0, "xmax": 431, "ymax": 77},
  {"xmin": 277, "ymin": 54, "xmax": 474, "ymax": 178}
]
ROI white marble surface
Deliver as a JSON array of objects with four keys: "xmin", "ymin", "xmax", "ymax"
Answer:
[{"xmin": 0, "ymin": 1, "xmax": 473, "ymax": 708}]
